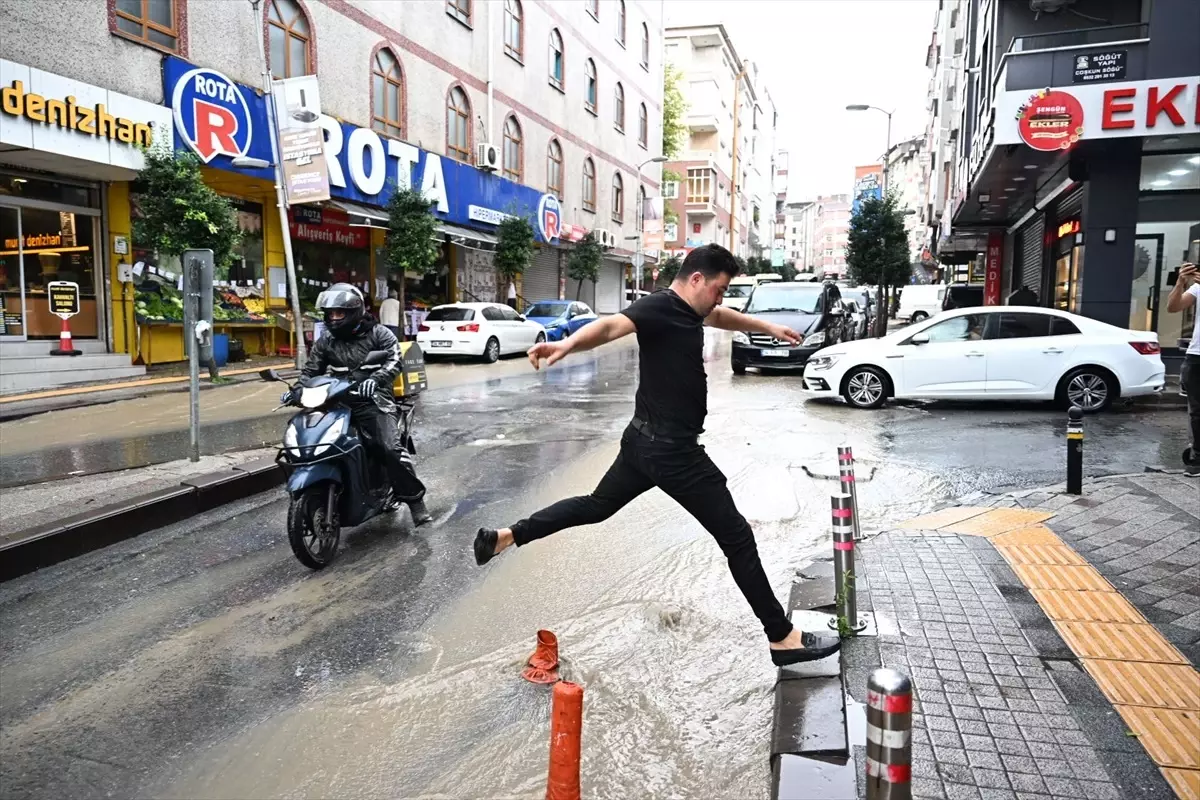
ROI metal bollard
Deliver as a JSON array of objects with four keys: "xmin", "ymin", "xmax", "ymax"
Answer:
[
  {"xmin": 865, "ymin": 668, "xmax": 913, "ymax": 800},
  {"xmin": 830, "ymin": 492, "xmax": 867, "ymax": 634},
  {"xmin": 838, "ymin": 446, "xmax": 863, "ymax": 541},
  {"xmin": 1066, "ymin": 406, "xmax": 1083, "ymax": 495}
]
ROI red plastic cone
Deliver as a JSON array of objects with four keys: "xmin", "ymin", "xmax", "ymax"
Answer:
[
  {"xmin": 545, "ymin": 681, "xmax": 583, "ymax": 800},
  {"xmin": 522, "ymin": 629, "xmax": 560, "ymax": 684}
]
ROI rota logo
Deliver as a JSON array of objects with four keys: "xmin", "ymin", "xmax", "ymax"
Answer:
[
  {"xmin": 171, "ymin": 68, "xmax": 253, "ymax": 163},
  {"xmin": 537, "ymin": 194, "xmax": 561, "ymax": 242}
]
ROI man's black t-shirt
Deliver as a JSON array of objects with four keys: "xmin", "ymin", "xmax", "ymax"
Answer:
[{"xmin": 620, "ymin": 288, "xmax": 707, "ymax": 438}]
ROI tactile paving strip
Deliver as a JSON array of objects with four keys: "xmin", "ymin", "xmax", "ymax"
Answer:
[
  {"xmin": 994, "ymin": 543, "xmax": 1087, "ymax": 566},
  {"xmin": 1115, "ymin": 705, "xmax": 1200, "ymax": 770},
  {"xmin": 897, "ymin": 506, "xmax": 989, "ymax": 531},
  {"xmin": 1057, "ymin": 621, "xmax": 1189, "ymax": 664},
  {"xmin": 1011, "ymin": 563, "xmax": 1113, "ymax": 591},
  {"xmin": 1164, "ymin": 768, "xmax": 1200, "ymax": 800},
  {"xmin": 941, "ymin": 507, "xmax": 1055, "ymax": 537},
  {"xmin": 1030, "ymin": 589, "xmax": 1145, "ymax": 624},
  {"xmin": 1083, "ymin": 660, "xmax": 1200, "ymax": 710},
  {"xmin": 990, "ymin": 525, "xmax": 1063, "ymax": 547}
]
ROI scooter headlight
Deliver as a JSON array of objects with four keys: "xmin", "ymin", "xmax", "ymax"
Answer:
[
  {"xmin": 300, "ymin": 384, "xmax": 330, "ymax": 409},
  {"xmin": 284, "ymin": 422, "xmax": 301, "ymax": 458},
  {"xmin": 313, "ymin": 417, "xmax": 347, "ymax": 456}
]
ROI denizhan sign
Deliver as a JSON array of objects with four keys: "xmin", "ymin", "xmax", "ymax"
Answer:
[{"xmin": 163, "ymin": 57, "xmax": 558, "ymax": 243}]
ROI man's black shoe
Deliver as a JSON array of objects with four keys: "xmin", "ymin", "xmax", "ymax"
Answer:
[
  {"xmin": 770, "ymin": 631, "xmax": 843, "ymax": 666},
  {"xmin": 474, "ymin": 528, "xmax": 499, "ymax": 565},
  {"xmin": 408, "ymin": 500, "xmax": 433, "ymax": 527}
]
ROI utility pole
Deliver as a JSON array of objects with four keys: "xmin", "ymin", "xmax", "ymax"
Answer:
[{"xmin": 728, "ymin": 67, "xmax": 746, "ymax": 254}]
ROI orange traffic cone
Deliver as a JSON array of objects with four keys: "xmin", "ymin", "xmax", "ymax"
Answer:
[
  {"xmin": 545, "ymin": 680, "xmax": 583, "ymax": 800},
  {"xmin": 522, "ymin": 629, "xmax": 560, "ymax": 684},
  {"xmin": 50, "ymin": 317, "xmax": 81, "ymax": 356}
]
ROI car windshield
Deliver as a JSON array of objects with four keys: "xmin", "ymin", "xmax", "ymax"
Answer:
[
  {"xmin": 526, "ymin": 302, "xmax": 568, "ymax": 318},
  {"xmin": 745, "ymin": 284, "xmax": 823, "ymax": 314},
  {"xmin": 426, "ymin": 307, "xmax": 475, "ymax": 322},
  {"xmin": 724, "ymin": 285, "xmax": 752, "ymax": 298}
]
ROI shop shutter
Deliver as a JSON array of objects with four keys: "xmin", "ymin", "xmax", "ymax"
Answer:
[
  {"xmin": 594, "ymin": 259, "xmax": 623, "ymax": 314},
  {"xmin": 1017, "ymin": 215, "xmax": 1045, "ymax": 296},
  {"xmin": 1056, "ymin": 185, "xmax": 1084, "ymax": 221},
  {"xmin": 565, "ymin": 275, "xmax": 596, "ymax": 307},
  {"xmin": 522, "ymin": 247, "xmax": 561, "ymax": 307}
]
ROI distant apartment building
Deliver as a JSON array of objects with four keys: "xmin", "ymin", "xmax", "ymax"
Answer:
[
  {"xmin": 662, "ymin": 24, "xmax": 772, "ymax": 258},
  {"xmin": 812, "ymin": 194, "xmax": 851, "ymax": 278},
  {"xmin": 771, "ymin": 149, "xmax": 791, "ymax": 263},
  {"xmin": 744, "ymin": 60, "xmax": 779, "ymax": 260},
  {"xmin": 779, "ymin": 201, "xmax": 817, "ymax": 272},
  {"xmin": 884, "ymin": 136, "xmax": 929, "ymax": 261}
]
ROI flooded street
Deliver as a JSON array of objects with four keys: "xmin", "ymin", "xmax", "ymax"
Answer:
[{"xmin": 0, "ymin": 333, "xmax": 1188, "ymax": 799}]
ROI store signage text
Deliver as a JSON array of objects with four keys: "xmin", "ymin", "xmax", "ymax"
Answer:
[
  {"xmin": 1057, "ymin": 219, "xmax": 1081, "ymax": 240},
  {"xmin": 289, "ymin": 209, "xmax": 369, "ymax": 249},
  {"xmin": 1, "ymin": 80, "xmax": 154, "ymax": 147},
  {"xmin": 47, "ymin": 281, "xmax": 81, "ymax": 319},
  {"xmin": 4, "ymin": 232, "xmax": 61, "ymax": 249},
  {"xmin": 984, "ymin": 233, "xmax": 1002, "ymax": 306},
  {"xmin": 163, "ymin": 57, "xmax": 560, "ymax": 243},
  {"xmin": 537, "ymin": 195, "xmax": 561, "ymax": 242},
  {"xmin": 468, "ymin": 205, "xmax": 513, "ymax": 225},
  {"xmin": 1072, "ymin": 52, "xmax": 1126, "ymax": 85},
  {"xmin": 1016, "ymin": 89, "xmax": 1085, "ymax": 152},
  {"xmin": 1101, "ymin": 82, "xmax": 1200, "ymax": 130}
]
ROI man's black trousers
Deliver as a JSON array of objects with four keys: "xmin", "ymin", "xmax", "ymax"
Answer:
[
  {"xmin": 351, "ymin": 403, "xmax": 426, "ymax": 502},
  {"xmin": 1185, "ymin": 354, "xmax": 1200, "ymax": 460},
  {"xmin": 510, "ymin": 423, "xmax": 794, "ymax": 643}
]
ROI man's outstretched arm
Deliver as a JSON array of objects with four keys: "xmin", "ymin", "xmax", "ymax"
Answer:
[
  {"xmin": 527, "ymin": 313, "xmax": 637, "ymax": 370},
  {"xmin": 705, "ymin": 305, "xmax": 802, "ymax": 344}
]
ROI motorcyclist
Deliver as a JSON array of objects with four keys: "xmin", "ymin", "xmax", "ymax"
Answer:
[{"xmin": 284, "ymin": 283, "xmax": 431, "ymax": 526}]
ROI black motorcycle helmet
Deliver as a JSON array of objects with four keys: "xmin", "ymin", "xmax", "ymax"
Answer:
[{"xmin": 316, "ymin": 283, "xmax": 366, "ymax": 339}]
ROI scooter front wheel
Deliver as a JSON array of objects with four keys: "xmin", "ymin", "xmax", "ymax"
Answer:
[{"xmin": 287, "ymin": 482, "xmax": 341, "ymax": 569}]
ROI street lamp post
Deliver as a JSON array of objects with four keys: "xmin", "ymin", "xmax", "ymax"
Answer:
[
  {"xmin": 635, "ymin": 156, "xmax": 669, "ymax": 294},
  {"xmin": 847, "ymin": 104, "xmax": 893, "ymax": 337}
]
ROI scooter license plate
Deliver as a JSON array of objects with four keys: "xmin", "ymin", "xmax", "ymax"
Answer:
[
  {"xmin": 761, "ymin": 349, "xmax": 789, "ymax": 357},
  {"xmin": 431, "ymin": 340, "xmax": 452, "ymax": 347}
]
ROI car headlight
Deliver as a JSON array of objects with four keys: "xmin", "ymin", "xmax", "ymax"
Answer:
[
  {"xmin": 314, "ymin": 417, "xmax": 347, "ymax": 456},
  {"xmin": 733, "ymin": 331, "xmax": 750, "ymax": 344},
  {"xmin": 804, "ymin": 331, "xmax": 825, "ymax": 347},
  {"xmin": 807, "ymin": 354, "xmax": 839, "ymax": 371}
]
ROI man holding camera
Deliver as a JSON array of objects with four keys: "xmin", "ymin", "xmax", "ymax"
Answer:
[{"xmin": 1166, "ymin": 262, "xmax": 1199, "ymax": 476}]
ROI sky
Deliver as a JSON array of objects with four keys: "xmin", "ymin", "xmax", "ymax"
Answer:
[{"xmin": 663, "ymin": 0, "xmax": 938, "ymax": 200}]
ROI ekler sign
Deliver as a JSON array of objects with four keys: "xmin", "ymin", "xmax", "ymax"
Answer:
[{"xmin": 162, "ymin": 57, "xmax": 558, "ymax": 243}]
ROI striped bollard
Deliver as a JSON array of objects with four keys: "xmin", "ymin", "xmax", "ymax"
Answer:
[
  {"xmin": 866, "ymin": 669, "xmax": 913, "ymax": 800},
  {"xmin": 837, "ymin": 445, "xmax": 863, "ymax": 541},
  {"xmin": 830, "ymin": 492, "xmax": 867, "ymax": 634}
]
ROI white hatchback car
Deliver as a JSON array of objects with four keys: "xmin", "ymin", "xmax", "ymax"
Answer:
[
  {"xmin": 416, "ymin": 302, "xmax": 547, "ymax": 363},
  {"xmin": 802, "ymin": 306, "xmax": 1165, "ymax": 412}
]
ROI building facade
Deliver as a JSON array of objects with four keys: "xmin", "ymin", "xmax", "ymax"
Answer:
[
  {"xmin": 744, "ymin": 60, "xmax": 779, "ymax": 260},
  {"xmin": 812, "ymin": 194, "xmax": 851, "ymax": 278},
  {"xmin": 937, "ymin": 0, "xmax": 1198, "ymax": 370},
  {"xmin": 0, "ymin": 0, "xmax": 663, "ymax": 390},
  {"xmin": 661, "ymin": 23, "xmax": 762, "ymax": 259},
  {"xmin": 884, "ymin": 135, "xmax": 930, "ymax": 261},
  {"xmin": 779, "ymin": 200, "xmax": 817, "ymax": 272}
]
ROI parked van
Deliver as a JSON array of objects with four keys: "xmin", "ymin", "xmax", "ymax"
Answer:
[
  {"xmin": 897, "ymin": 284, "xmax": 947, "ymax": 322},
  {"xmin": 723, "ymin": 276, "xmax": 757, "ymax": 311}
]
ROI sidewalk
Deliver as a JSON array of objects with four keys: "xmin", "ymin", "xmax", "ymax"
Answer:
[{"xmin": 772, "ymin": 471, "xmax": 1199, "ymax": 800}]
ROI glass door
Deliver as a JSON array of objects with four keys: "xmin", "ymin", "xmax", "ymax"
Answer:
[
  {"xmin": 1128, "ymin": 234, "xmax": 1164, "ymax": 333},
  {"xmin": 0, "ymin": 204, "xmax": 27, "ymax": 339}
]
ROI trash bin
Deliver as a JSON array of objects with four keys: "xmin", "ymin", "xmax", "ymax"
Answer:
[{"xmin": 212, "ymin": 333, "xmax": 229, "ymax": 367}]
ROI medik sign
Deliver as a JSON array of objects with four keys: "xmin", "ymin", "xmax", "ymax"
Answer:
[{"xmin": 0, "ymin": 59, "xmax": 173, "ymax": 174}]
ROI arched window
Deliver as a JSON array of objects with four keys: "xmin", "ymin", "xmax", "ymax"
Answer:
[
  {"xmin": 615, "ymin": 0, "xmax": 626, "ymax": 45},
  {"xmin": 586, "ymin": 0, "xmax": 598, "ymax": 20},
  {"xmin": 268, "ymin": 0, "xmax": 312, "ymax": 79},
  {"xmin": 503, "ymin": 0, "xmax": 523, "ymax": 61},
  {"xmin": 446, "ymin": 85, "xmax": 471, "ymax": 161},
  {"xmin": 640, "ymin": 22, "xmax": 650, "ymax": 68},
  {"xmin": 582, "ymin": 157, "xmax": 596, "ymax": 212},
  {"xmin": 547, "ymin": 139, "xmax": 563, "ymax": 199},
  {"xmin": 638, "ymin": 102, "xmax": 648, "ymax": 148},
  {"xmin": 584, "ymin": 59, "xmax": 597, "ymax": 114},
  {"xmin": 502, "ymin": 115, "xmax": 523, "ymax": 182},
  {"xmin": 611, "ymin": 172, "xmax": 624, "ymax": 222},
  {"xmin": 371, "ymin": 47, "xmax": 404, "ymax": 138},
  {"xmin": 636, "ymin": 185, "xmax": 647, "ymax": 231},
  {"xmin": 548, "ymin": 28, "xmax": 564, "ymax": 89},
  {"xmin": 613, "ymin": 82, "xmax": 625, "ymax": 132}
]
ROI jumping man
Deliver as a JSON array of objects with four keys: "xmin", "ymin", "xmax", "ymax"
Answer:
[{"xmin": 472, "ymin": 244, "xmax": 840, "ymax": 665}]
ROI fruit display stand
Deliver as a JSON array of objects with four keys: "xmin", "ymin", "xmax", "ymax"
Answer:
[{"xmin": 134, "ymin": 282, "xmax": 276, "ymax": 366}]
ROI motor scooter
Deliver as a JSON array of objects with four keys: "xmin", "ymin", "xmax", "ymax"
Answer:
[{"xmin": 260, "ymin": 350, "xmax": 414, "ymax": 569}]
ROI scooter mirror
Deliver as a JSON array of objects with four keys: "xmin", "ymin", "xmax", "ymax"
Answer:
[{"xmin": 260, "ymin": 368, "xmax": 283, "ymax": 382}]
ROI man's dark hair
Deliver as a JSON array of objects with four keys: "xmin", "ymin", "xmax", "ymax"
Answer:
[{"xmin": 675, "ymin": 243, "xmax": 740, "ymax": 282}]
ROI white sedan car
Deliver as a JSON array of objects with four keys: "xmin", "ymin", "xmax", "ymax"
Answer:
[
  {"xmin": 802, "ymin": 306, "xmax": 1165, "ymax": 413},
  {"xmin": 416, "ymin": 302, "xmax": 546, "ymax": 363}
]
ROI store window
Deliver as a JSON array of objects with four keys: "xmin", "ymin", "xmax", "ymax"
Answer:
[
  {"xmin": 113, "ymin": 0, "xmax": 181, "ymax": 52},
  {"xmin": 225, "ymin": 198, "xmax": 264, "ymax": 284},
  {"xmin": 1133, "ymin": 191, "xmax": 1199, "ymax": 352},
  {"xmin": 1, "ymin": 205, "xmax": 99, "ymax": 339}
]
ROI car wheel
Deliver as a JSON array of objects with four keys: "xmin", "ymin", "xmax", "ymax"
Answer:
[
  {"xmin": 535, "ymin": 331, "xmax": 546, "ymax": 343},
  {"xmin": 842, "ymin": 366, "xmax": 889, "ymax": 409},
  {"xmin": 482, "ymin": 337, "xmax": 500, "ymax": 363},
  {"xmin": 1059, "ymin": 367, "xmax": 1115, "ymax": 413},
  {"xmin": 732, "ymin": 360, "xmax": 747, "ymax": 375},
  {"xmin": 911, "ymin": 311, "xmax": 928, "ymax": 323}
]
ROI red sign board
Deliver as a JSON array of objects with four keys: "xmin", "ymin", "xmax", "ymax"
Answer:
[
  {"xmin": 1017, "ymin": 89, "xmax": 1086, "ymax": 152},
  {"xmin": 984, "ymin": 231, "xmax": 1003, "ymax": 306},
  {"xmin": 288, "ymin": 207, "xmax": 369, "ymax": 249}
]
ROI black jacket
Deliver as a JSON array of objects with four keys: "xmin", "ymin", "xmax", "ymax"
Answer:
[{"xmin": 302, "ymin": 322, "xmax": 403, "ymax": 412}]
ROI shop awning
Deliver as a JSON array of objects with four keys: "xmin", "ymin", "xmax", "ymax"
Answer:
[
  {"xmin": 437, "ymin": 223, "xmax": 498, "ymax": 251},
  {"xmin": 331, "ymin": 199, "xmax": 389, "ymax": 229}
]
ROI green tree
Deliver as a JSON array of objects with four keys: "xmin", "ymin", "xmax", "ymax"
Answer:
[
  {"xmin": 845, "ymin": 193, "xmax": 912, "ymax": 331},
  {"xmin": 662, "ymin": 64, "xmax": 688, "ymax": 159},
  {"xmin": 567, "ymin": 232, "xmax": 605, "ymax": 300},
  {"xmin": 133, "ymin": 145, "xmax": 241, "ymax": 273},
  {"xmin": 495, "ymin": 215, "xmax": 535, "ymax": 305},
  {"xmin": 385, "ymin": 187, "xmax": 440, "ymax": 314},
  {"xmin": 777, "ymin": 260, "xmax": 798, "ymax": 282},
  {"xmin": 734, "ymin": 255, "xmax": 748, "ymax": 275},
  {"xmin": 658, "ymin": 254, "xmax": 683, "ymax": 284}
]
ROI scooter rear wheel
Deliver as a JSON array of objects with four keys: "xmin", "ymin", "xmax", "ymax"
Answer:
[{"xmin": 288, "ymin": 483, "xmax": 341, "ymax": 569}]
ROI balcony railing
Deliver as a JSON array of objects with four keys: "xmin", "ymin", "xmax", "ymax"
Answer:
[{"xmin": 1007, "ymin": 23, "xmax": 1148, "ymax": 54}]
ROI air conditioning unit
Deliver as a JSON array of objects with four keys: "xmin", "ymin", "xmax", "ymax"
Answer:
[
  {"xmin": 593, "ymin": 229, "xmax": 617, "ymax": 248},
  {"xmin": 475, "ymin": 142, "xmax": 499, "ymax": 172},
  {"xmin": 661, "ymin": 181, "xmax": 680, "ymax": 200}
]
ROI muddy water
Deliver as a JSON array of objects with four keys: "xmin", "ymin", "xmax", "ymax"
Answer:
[{"xmin": 162, "ymin": 379, "xmax": 947, "ymax": 800}]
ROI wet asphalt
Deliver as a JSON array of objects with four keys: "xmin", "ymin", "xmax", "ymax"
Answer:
[{"xmin": 0, "ymin": 332, "xmax": 1191, "ymax": 799}]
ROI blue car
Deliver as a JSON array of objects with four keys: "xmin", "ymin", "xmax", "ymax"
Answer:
[{"xmin": 523, "ymin": 300, "xmax": 597, "ymax": 341}]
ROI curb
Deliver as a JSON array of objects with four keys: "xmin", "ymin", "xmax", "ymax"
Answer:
[
  {"xmin": 0, "ymin": 457, "xmax": 284, "ymax": 582},
  {"xmin": 770, "ymin": 560, "xmax": 860, "ymax": 800}
]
